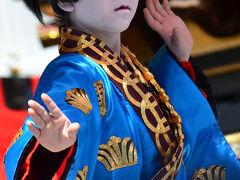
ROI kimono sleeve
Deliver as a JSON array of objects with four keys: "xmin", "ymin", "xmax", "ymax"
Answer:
[
  {"xmin": 148, "ymin": 45, "xmax": 217, "ymax": 116},
  {"xmin": 4, "ymin": 55, "xmax": 102, "ymax": 180},
  {"xmin": 148, "ymin": 46, "xmax": 240, "ymax": 179}
]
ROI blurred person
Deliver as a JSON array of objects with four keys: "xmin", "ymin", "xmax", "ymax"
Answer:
[{"xmin": 4, "ymin": 0, "xmax": 240, "ymax": 179}]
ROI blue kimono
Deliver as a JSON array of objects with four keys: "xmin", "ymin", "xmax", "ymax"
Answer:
[{"xmin": 4, "ymin": 27, "xmax": 240, "ymax": 180}]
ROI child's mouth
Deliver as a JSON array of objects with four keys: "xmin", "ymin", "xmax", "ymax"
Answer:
[{"xmin": 114, "ymin": 5, "xmax": 131, "ymax": 12}]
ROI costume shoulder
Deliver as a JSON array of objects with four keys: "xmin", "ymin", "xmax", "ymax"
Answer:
[
  {"xmin": 4, "ymin": 53, "xmax": 108, "ymax": 180},
  {"xmin": 34, "ymin": 53, "xmax": 106, "ymax": 118}
]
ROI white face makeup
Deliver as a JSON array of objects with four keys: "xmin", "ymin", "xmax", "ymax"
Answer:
[{"xmin": 69, "ymin": 0, "xmax": 139, "ymax": 35}]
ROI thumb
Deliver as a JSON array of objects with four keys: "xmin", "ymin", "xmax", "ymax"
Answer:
[{"xmin": 67, "ymin": 122, "xmax": 80, "ymax": 139}]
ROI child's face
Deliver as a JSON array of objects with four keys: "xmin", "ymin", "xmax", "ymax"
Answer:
[{"xmin": 70, "ymin": 0, "xmax": 139, "ymax": 34}]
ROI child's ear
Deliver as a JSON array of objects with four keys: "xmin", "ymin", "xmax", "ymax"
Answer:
[{"xmin": 58, "ymin": 1, "xmax": 75, "ymax": 12}]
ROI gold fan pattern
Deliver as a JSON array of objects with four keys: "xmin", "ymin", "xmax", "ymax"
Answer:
[
  {"xmin": 93, "ymin": 80, "xmax": 106, "ymax": 118},
  {"xmin": 97, "ymin": 136, "xmax": 138, "ymax": 171},
  {"xmin": 65, "ymin": 88, "xmax": 93, "ymax": 115},
  {"xmin": 76, "ymin": 165, "xmax": 88, "ymax": 180},
  {"xmin": 191, "ymin": 165, "xmax": 226, "ymax": 180}
]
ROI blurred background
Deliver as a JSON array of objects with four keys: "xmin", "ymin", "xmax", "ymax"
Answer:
[{"xmin": 1, "ymin": 0, "xmax": 240, "ymax": 178}]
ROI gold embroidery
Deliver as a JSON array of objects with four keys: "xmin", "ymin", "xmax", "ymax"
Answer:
[
  {"xmin": 97, "ymin": 136, "xmax": 138, "ymax": 171},
  {"xmin": 76, "ymin": 165, "xmax": 88, "ymax": 180},
  {"xmin": 65, "ymin": 88, "xmax": 92, "ymax": 115},
  {"xmin": 4, "ymin": 127, "xmax": 23, "ymax": 161},
  {"xmin": 93, "ymin": 80, "xmax": 106, "ymax": 118},
  {"xmin": 191, "ymin": 165, "xmax": 226, "ymax": 180},
  {"xmin": 10, "ymin": 127, "xmax": 23, "ymax": 146},
  {"xmin": 6, "ymin": 128, "xmax": 23, "ymax": 151},
  {"xmin": 122, "ymin": 46, "xmax": 184, "ymax": 180}
]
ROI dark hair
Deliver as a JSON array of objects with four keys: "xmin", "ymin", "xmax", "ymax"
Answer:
[{"xmin": 23, "ymin": 0, "xmax": 78, "ymax": 26}]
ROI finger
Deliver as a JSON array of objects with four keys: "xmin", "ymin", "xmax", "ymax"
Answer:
[
  {"xmin": 28, "ymin": 100, "xmax": 51, "ymax": 122},
  {"xmin": 27, "ymin": 121, "xmax": 40, "ymax": 139},
  {"xmin": 153, "ymin": 0, "xmax": 168, "ymax": 17},
  {"xmin": 146, "ymin": 0, "xmax": 156, "ymax": 13},
  {"xmin": 67, "ymin": 122, "xmax": 80, "ymax": 139},
  {"xmin": 146, "ymin": 0, "xmax": 165, "ymax": 22},
  {"xmin": 28, "ymin": 108, "xmax": 46, "ymax": 129},
  {"xmin": 163, "ymin": 0, "xmax": 174, "ymax": 15},
  {"xmin": 144, "ymin": 8, "xmax": 162, "ymax": 32},
  {"xmin": 41, "ymin": 93, "xmax": 63, "ymax": 119},
  {"xmin": 147, "ymin": 9, "xmax": 164, "ymax": 23}
]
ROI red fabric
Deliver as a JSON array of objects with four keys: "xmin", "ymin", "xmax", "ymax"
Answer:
[
  {"xmin": 19, "ymin": 142, "xmax": 74, "ymax": 180},
  {"xmin": 21, "ymin": 142, "xmax": 40, "ymax": 180},
  {"xmin": 19, "ymin": 141, "xmax": 74, "ymax": 180},
  {"xmin": 180, "ymin": 61, "xmax": 196, "ymax": 81},
  {"xmin": 180, "ymin": 61, "xmax": 208, "ymax": 99},
  {"xmin": 52, "ymin": 145, "xmax": 75, "ymax": 180},
  {"xmin": 200, "ymin": 89, "xmax": 208, "ymax": 99}
]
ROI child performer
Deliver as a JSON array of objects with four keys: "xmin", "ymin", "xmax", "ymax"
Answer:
[{"xmin": 5, "ymin": 0, "xmax": 240, "ymax": 179}]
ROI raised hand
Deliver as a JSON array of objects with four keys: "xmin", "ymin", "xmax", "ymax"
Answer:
[
  {"xmin": 27, "ymin": 93, "xmax": 80, "ymax": 152},
  {"xmin": 144, "ymin": 0, "xmax": 193, "ymax": 62}
]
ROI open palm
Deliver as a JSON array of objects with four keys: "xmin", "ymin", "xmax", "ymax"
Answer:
[
  {"xmin": 144, "ymin": 0, "xmax": 193, "ymax": 62},
  {"xmin": 27, "ymin": 93, "xmax": 80, "ymax": 152}
]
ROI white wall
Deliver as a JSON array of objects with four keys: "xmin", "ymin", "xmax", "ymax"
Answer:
[{"xmin": 0, "ymin": 0, "xmax": 58, "ymax": 77}]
